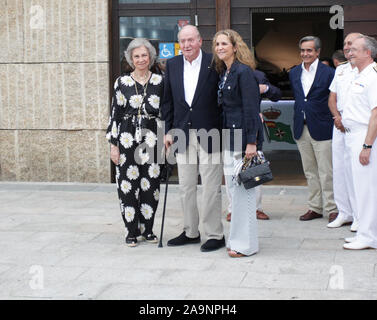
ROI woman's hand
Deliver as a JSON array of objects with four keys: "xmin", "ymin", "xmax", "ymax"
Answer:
[
  {"xmin": 164, "ymin": 134, "xmax": 173, "ymax": 151},
  {"xmin": 245, "ymin": 143, "xmax": 257, "ymax": 159},
  {"xmin": 110, "ymin": 144, "xmax": 120, "ymax": 165}
]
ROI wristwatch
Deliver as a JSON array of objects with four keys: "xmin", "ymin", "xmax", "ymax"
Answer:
[{"xmin": 363, "ymin": 144, "xmax": 372, "ymax": 149}]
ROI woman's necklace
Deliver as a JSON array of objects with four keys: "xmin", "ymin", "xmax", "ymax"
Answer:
[
  {"xmin": 134, "ymin": 77, "xmax": 149, "ymax": 103},
  {"xmin": 132, "ymin": 71, "xmax": 150, "ymax": 86},
  {"xmin": 133, "ymin": 73, "xmax": 150, "ymax": 142}
]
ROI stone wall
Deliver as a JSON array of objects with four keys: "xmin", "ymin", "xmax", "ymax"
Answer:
[{"xmin": 0, "ymin": 0, "xmax": 110, "ymax": 182}]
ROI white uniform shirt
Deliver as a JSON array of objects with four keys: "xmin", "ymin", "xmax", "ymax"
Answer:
[
  {"xmin": 329, "ymin": 62, "xmax": 358, "ymax": 112},
  {"xmin": 301, "ymin": 58, "xmax": 319, "ymax": 97},
  {"xmin": 342, "ymin": 62, "xmax": 377, "ymax": 126},
  {"xmin": 183, "ymin": 50, "xmax": 202, "ymax": 106}
]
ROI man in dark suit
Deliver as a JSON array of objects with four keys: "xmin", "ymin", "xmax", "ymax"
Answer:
[
  {"xmin": 161, "ymin": 25, "xmax": 225, "ymax": 252},
  {"xmin": 289, "ymin": 36, "xmax": 338, "ymax": 222}
]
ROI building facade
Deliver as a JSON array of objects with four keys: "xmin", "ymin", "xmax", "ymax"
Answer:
[
  {"xmin": 0, "ymin": 0, "xmax": 376, "ymax": 183},
  {"xmin": 0, "ymin": 0, "xmax": 110, "ymax": 182}
]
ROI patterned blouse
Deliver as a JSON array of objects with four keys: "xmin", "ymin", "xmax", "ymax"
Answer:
[{"xmin": 106, "ymin": 73, "xmax": 164, "ymax": 146}]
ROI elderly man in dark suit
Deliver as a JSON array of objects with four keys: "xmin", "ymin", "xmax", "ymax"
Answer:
[
  {"xmin": 289, "ymin": 36, "xmax": 338, "ymax": 222},
  {"xmin": 161, "ymin": 25, "xmax": 225, "ymax": 252}
]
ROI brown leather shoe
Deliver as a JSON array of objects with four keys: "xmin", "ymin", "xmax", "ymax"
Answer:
[
  {"xmin": 226, "ymin": 213, "xmax": 231, "ymax": 222},
  {"xmin": 328, "ymin": 212, "xmax": 338, "ymax": 223},
  {"xmin": 256, "ymin": 210, "xmax": 270, "ymax": 220},
  {"xmin": 299, "ymin": 210, "xmax": 323, "ymax": 221}
]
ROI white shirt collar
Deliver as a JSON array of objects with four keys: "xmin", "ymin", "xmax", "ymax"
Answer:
[
  {"xmin": 357, "ymin": 61, "xmax": 376, "ymax": 76},
  {"xmin": 301, "ymin": 58, "xmax": 319, "ymax": 73},
  {"xmin": 183, "ymin": 49, "xmax": 202, "ymax": 67}
]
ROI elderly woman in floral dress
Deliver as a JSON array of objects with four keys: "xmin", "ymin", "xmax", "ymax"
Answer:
[{"xmin": 106, "ymin": 38, "xmax": 164, "ymax": 247}]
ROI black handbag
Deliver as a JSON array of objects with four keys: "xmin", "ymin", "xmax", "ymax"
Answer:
[
  {"xmin": 159, "ymin": 163, "xmax": 175, "ymax": 182},
  {"xmin": 238, "ymin": 153, "xmax": 273, "ymax": 189}
]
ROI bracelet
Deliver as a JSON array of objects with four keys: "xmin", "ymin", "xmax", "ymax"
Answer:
[{"xmin": 363, "ymin": 144, "xmax": 372, "ymax": 149}]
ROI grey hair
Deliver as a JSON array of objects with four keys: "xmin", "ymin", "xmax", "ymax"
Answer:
[
  {"xmin": 359, "ymin": 35, "xmax": 377, "ymax": 59},
  {"xmin": 299, "ymin": 36, "xmax": 321, "ymax": 51},
  {"xmin": 345, "ymin": 32, "xmax": 363, "ymax": 39},
  {"xmin": 124, "ymin": 38, "xmax": 157, "ymax": 69},
  {"xmin": 177, "ymin": 25, "xmax": 201, "ymax": 42}
]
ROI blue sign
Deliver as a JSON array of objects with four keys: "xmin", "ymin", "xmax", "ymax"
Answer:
[{"xmin": 159, "ymin": 43, "xmax": 175, "ymax": 59}]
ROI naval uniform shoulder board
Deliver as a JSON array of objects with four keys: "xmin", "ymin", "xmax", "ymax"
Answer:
[
  {"xmin": 373, "ymin": 64, "xmax": 377, "ymax": 73},
  {"xmin": 338, "ymin": 61, "xmax": 348, "ymax": 65}
]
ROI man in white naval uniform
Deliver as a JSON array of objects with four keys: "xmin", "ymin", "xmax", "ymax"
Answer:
[
  {"xmin": 327, "ymin": 33, "xmax": 362, "ymax": 231},
  {"xmin": 342, "ymin": 35, "xmax": 377, "ymax": 250}
]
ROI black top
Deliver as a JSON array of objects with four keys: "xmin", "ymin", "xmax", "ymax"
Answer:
[{"xmin": 106, "ymin": 73, "xmax": 164, "ymax": 146}]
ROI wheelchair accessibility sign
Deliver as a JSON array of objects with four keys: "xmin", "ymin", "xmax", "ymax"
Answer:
[{"xmin": 159, "ymin": 43, "xmax": 175, "ymax": 59}]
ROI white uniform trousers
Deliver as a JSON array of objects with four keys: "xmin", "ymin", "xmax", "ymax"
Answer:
[
  {"xmin": 223, "ymin": 150, "xmax": 259, "ymax": 256},
  {"xmin": 176, "ymin": 130, "xmax": 224, "ymax": 241},
  {"xmin": 332, "ymin": 125, "xmax": 357, "ymax": 221},
  {"xmin": 344, "ymin": 123, "xmax": 377, "ymax": 248}
]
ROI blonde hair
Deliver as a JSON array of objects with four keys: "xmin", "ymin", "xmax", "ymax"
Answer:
[{"xmin": 212, "ymin": 29, "xmax": 256, "ymax": 74}]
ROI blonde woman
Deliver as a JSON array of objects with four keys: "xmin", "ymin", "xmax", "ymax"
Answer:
[{"xmin": 213, "ymin": 29, "xmax": 261, "ymax": 257}]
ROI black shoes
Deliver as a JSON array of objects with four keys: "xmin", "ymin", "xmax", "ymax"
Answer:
[
  {"xmin": 126, "ymin": 233, "xmax": 158, "ymax": 246},
  {"xmin": 167, "ymin": 231, "xmax": 201, "ymax": 246},
  {"xmin": 200, "ymin": 236, "xmax": 226, "ymax": 252},
  {"xmin": 142, "ymin": 233, "xmax": 158, "ymax": 243},
  {"xmin": 167, "ymin": 231, "xmax": 226, "ymax": 252},
  {"xmin": 125, "ymin": 236, "xmax": 138, "ymax": 247}
]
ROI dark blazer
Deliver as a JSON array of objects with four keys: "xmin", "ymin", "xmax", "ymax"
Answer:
[
  {"xmin": 289, "ymin": 61, "xmax": 335, "ymax": 140},
  {"xmin": 220, "ymin": 61, "xmax": 261, "ymax": 152},
  {"xmin": 161, "ymin": 50, "xmax": 222, "ymax": 153},
  {"xmin": 254, "ymin": 70, "xmax": 282, "ymax": 150}
]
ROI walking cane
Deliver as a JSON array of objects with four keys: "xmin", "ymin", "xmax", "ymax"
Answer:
[{"xmin": 158, "ymin": 150, "xmax": 171, "ymax": 248}]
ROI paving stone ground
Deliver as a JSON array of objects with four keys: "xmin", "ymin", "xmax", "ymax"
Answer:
[{"xmin": 0, "ymin": 182, "xmax": 376, "ymax": 300}]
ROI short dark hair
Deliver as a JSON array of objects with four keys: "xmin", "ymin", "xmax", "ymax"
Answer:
[{"xmin": 332, "ymin": 49, "xmax": 346, "ymax": 62}]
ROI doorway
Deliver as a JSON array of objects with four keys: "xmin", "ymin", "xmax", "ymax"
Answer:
[{"xmin": 249, "ymin": 7, "xmax": 343, "ymax": 185}]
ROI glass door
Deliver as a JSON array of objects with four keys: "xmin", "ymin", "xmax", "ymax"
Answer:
[
  {"xmin": 110, "ymin": 0, "xmax": 196, "ymax": 182},
  {"xmin": 111, "ymin": 0, "xmax": 196, "ymax": 81},
  {"xmin": 119, "ymin": 16, "xmax": 191, "ymax": 73}
]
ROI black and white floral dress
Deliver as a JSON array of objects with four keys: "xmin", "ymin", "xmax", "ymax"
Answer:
[{"xmin": 106, "ymin": 72, "xmax": 164, "ymax": 238}]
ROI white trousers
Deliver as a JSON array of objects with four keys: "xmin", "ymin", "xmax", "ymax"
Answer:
[
  {"xmin": 225, "ymin": 180, "xmax": 262, "ymax": 212},
  {"xmin": 223, "ymin": 149, "xmax": 259, "ymax": 256},
  {"xmin": 344, "ymin": 123, "xmax": 377, "ymax": 248},
  {"xmin": 332, "ymin": 126, "xmax": 357, "ymax": 221},
  {"xmin": 176, "ymin": 130, "xmax": 224, "ymax": 240}
]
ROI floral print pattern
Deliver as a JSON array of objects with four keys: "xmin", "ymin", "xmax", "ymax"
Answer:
[{"xmin": 106, "ymin": 72, "xmax": 163, "ymax": 238}]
